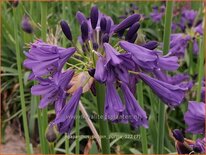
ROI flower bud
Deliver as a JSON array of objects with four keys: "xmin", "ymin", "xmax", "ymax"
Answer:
[
  {"xmin": 81, "ymin": 21, "xmax": 89, "ymax": 42},
  {"xmin": 93, "ymin": 42, "xmax": 99, "ymax": 50},
  {"xmin": 90, "ymin": 6, "xmax": 99, "ymax": 29},
  {"xmin": 45, "ymin": 125, "xmax": 58, "ymax": 143},
  {"xmin": 60, "ymin": 20, "xmax": 72, "ymax": 41},
  {"xmin": 172, "ymin": 129, "xmax": 184, "ymax": 143},
  {"xmin": 76, "ymin": 11, "xmax": 87, "ymax": 24},
  {"xmin": 100, "ymin": 17, "xmax": 107, "ymax": 32},
  {"xmin": 102, "ymin": 34, "xmax": 109, "ymax": 43},
  {"xmin": 193, "ymin": 144, "xmax": 202, "ymax": 153},
  {"xmin": 128, "ymin": 33, "xmax": 137, "ymax": 43},
  {"xmin": 142, "ymin": 41, "xmax": 158, "ymax": 50},
  {"xmin": 105, "ymin": 19, "xmax": 111, "ymax": 34},
  {"xmin": 21, "ymin": 15, "xmax": 33, "ymax": 34},
  {"xmin": 114, "ymin": 14, "xmax": 141, "ymax": 33},
  {"xmin": 125, "ymin": 22, "xmax": 140, "ymax": 41},
  {"xmin": 88, "ymin": 68, "xmax": 95, "ymax": 77}
]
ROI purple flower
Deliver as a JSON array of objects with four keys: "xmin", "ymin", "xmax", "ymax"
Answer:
[
  {"xmin": 157, "ymin": 55, "xmax": 179, "ymax": 71},
  {"xmin": 76, "ymin": 11, "xmax": 87, "ymax": 24},
  {"xmin": 192, "ymin": 138, "xmax": 205, "ymax": 153},
  {"xmin": 193, "ymin": 38, "xmax": 199, "ymax": 55},
  {"xmin": 24, "ymin": 40, "xmax": 75, "ymax": 77},
  {"xmin": 113, "ymin": 14, "xmax": 141, "ymax": 33},
  {"xmin": 21, "ymin": 15, "xmax": 33, "ymax": 34},
  {"xmin": 184, "ymin": 101, "xmax": 205, "ymax": 134},
  {"xmin": 104, "ymin": 82, "xmax": 124, "ymax": 121},
  {"xmin": 94, "ymin": 56, "xmax": 107, "ymax": 83},
  {"xmin": 104, "ymin": 43, "xmax": 122, "ymax": 66},
  {"xmin": 53, "ymin": 87, "xmax": 83, "ymax": 134},
  {"xmin": 195, "ymin": 23, "xmax": 203, "ymax": 35},
  {"xmin": 168, "ymin": 34, "xmax": 191, "ymax": 57},
  {"xmin": 182, "ymin": 10, "xmax": 197, "ymax": 27},
  {"xmin": 119, "ymin": 41, "xmax": 157, "ymax": 70},
  {"xmin": 139, "ymin": 72, "xmax": 187, "ymax": 107},
  {"xmin": 121, "ymin": 83, "xmax": 148, "ymax": 128},
  {"xmin": 150, "ymin": 5, "xmax": 164, "ymax": 23},
  {"xmin": 172, "ymin": 129, "xmax": 184, "ymax": 143},
  {"xmin": 31, "ymin": 70, "xmax": 74, "ymax": 108}
]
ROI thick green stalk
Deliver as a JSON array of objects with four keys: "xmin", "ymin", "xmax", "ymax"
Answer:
[
  {"xmin": 75, "ymin": 106, "xmax": 80, "ymax": 154},
  {"xmin": 65, "ymin": 134, "xmax": 70, "ymax": 154},
  {"xmin": 136, "ymin": 81, "xmax": 148, "ymax": 154},
  {"xmin": 157, "ymin": 1, "xmax": 173, "ymax": 154},
  {"xmin": 40, "ymin": 2, "xmax": 49, "ymax": 153},
  {"xmin": 13, "ymin": 8, "xmax": 31, "ymax": 154},
  {"xmin": 196, "ymin": 39, "xmax": 204, "ymax": 102},
  {"xmin": 95, "ymin": 82, "xmax": 111, "ymax": 154}
]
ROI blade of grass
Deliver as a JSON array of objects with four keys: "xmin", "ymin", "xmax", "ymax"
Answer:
[
  {"xmin": 13, "ymin": 7, "xmax": 31, "ymax": 154},
  {"xmin": 157, "ymin": 1, "xmax": 173, "ymax": 154}
]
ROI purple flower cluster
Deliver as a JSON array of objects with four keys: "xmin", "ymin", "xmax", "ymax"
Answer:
[
  {"xmin": 24, "ymin": 6, "xmax": 188, "ymax": 135},
  {"xmin": 172, "ymin": 129, "xmax": 205, "ymax": 154}
]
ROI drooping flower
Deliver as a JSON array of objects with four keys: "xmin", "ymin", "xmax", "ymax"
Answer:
[
  {"xmin": 23, "ymin": 40, "xmax": 75, "ymax": 77},
  {"xmin": 94, "ymin": 56, "xmax": 107, "ymax": 83},
  {"xmin": 53, "ymin": 87, "xmax": 83, "ymax": 134},
  {"xmin": 184, "ymin": 101, "xmax": 205, "ymax": 134},
  {"xmin": 119, "ymin": 41, "xmax": 158, "ymax": 70},
  {"xmin": 104, "ymin": 82, "xmax": 124, "ymax": 121},
  {"xmin": 156, "ymin": 54, "xmax": 179, "ymax": 71},
  {"xmin": 139, "ymin": 72, "xmax": 187, "ymax": 107},
  {"xmin": 121, "ymin": 83, "xmax": 148, "ymax": 128},
  {"xmin": 31, "ymin": 70, "xmax": 74, "ymax": 108}
]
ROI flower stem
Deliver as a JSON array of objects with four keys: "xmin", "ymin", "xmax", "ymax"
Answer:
[
  {"xmin": 136, "ymin": 81, "xmax": 148, "ymax": 154},
  {"xmin": 65, "ymin": 134, "xmax": 70, "ymax": 154},
  {"xmin": 196, "ymin": 38, "xmax": 204, "ymax": 102},
  {"xmin": 13, "ymin": 8, "xmax": 31, "ymax": 155},
  {"xmin": 40, "ymin": 2, "xmax": 49, "ymax": 153},
  {"xmin": 157, "ymin": 1, "xmax": 173, "ymax": 153},
  {"xmin": 95, "ymin": 82, "xmax": 111, "ymax": 154}
]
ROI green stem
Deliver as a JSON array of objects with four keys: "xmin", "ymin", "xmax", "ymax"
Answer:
[
  {"xmin": 65, "ymin": 134, "xmax": 70, "ymax": 154},
  {"xmin": 13, "ymin": 8, "xmax": 31, "ymax": 154},
  {"xmin": 196, "ymin": 39, "xmax": 204, "ymax": 102},
  {"xmin": 157, "ymin": 1, "xmax": 173, "ymax": 154},
  {"xmin": 75, "ymin": 106, "xmax": 80, "ymax": 154},
  {"xmin": 41, "ymin": 2, "xmax": 49, "ymax": 154},
  {"xmin": 136, "ymin": 81, "xmax": 148, "ymax": 154},
  {"xmin": 95, "ymin": 82, "xmax": 111, "ymax": 154},
  {"xmin": 162, "ymin": 1, "xmax": 173, "ymax": 55}
]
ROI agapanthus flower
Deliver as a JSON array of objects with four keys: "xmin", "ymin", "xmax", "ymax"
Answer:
[
  {"xmin": 119, "ymin": 41, "xmax": 157, "ymax": 71},
  {"xmin": 168, "ymin": 33, "xmax": 191, "ymax": 57},
  {"xmin": 104, "ymin": 82, "xmax": 124, "ymax": 121},
  {"xmin": 23, "ymin": 40, "xmax": 75, "ymax": 77},
  {"xmin": 31, "ymin": 70, "xmax": 74, "ymax": 108},
  {"xmin": 184, "ymin": 101, "xmax": 205, "ymax": 134},
  {"xmin": 172, "ymin": 129, "xmax": 205, "ymax": 154},
  {"xmin": 150, "ymin": 5, "xmax": 165, "ymax": 23},
  {"xmin": 53, "ymin": 87, "xmax": 83, "ymax": 134},
  {"xmin": 121, "ymin": 83, "xmax": 148, "ymax": 128},
  {"xmin": 139, "ymin": 72, "xmax": 187, "ymax": 107}
]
